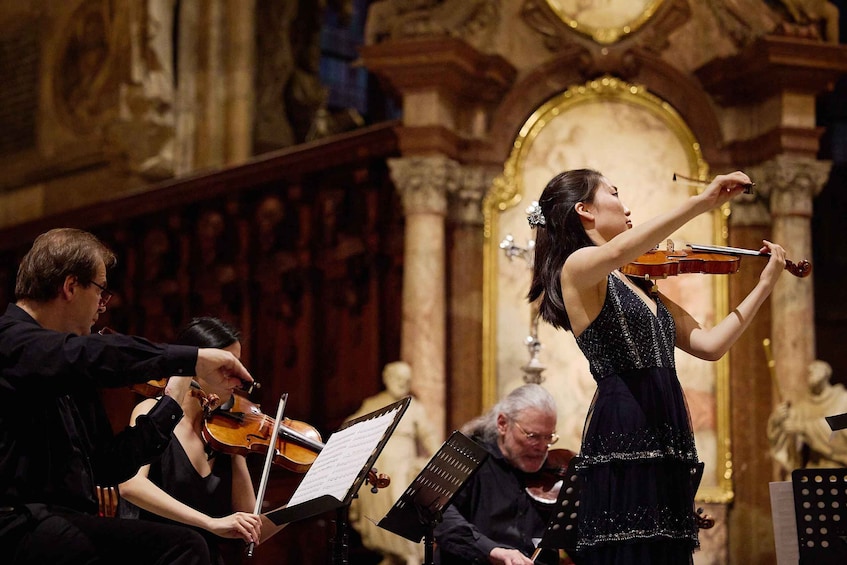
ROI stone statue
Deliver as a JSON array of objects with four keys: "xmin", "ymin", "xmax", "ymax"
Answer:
[
  {"xmin": 346, "ymin": 361, "xmax": 441, "ymax": 565},
  {"xmin": 772, "ymin": 0, "xmax": 840, "ymax": 42},
  {"xmin": 768, "ymin": 360, "xmax": 847, "ymax": 472}
]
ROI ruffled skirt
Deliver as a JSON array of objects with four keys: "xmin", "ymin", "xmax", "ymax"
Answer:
[{"xmin": 575, "ymin": 367, "xmax": 701, "ymax": 565}]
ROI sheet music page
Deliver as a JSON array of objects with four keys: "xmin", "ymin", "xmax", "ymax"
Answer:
[
  {"xmin": 769, "ymin": 481, "xmax": 799, "ymax": 565},
  {"xmin": 286, "ymin": 408, "xmax": 399, "ymax": 507}
]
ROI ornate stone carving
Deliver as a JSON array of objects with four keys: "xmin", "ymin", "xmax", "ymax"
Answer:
[
  {"xmin": 107, "ymin": 0, "xmax": 177, "ymax": 179},
  {"xmin": 53, "ymin": 1, "xmax": 125, "ymax": 132},
  {"xmin": 448, "ymin": 164, "xmax": 498, "ymax": 225},
  {"xmin": 255, "ymin": 1, "xmax": 297, "ymax": 148},
  {"xmin": 749, "ymin": 156, "xmax": 831, "ymax": 217},
  {"xmin": 702, "ymin": 0, "xmax": 780, "ymax": 49},
  {"xmin": 389, "ymin": 156, "xmax": 460, "ymax": 216},
  {"xmin": 770, "ymin": 0, "xmax": 840, "ymax": 43},
  {"xmin": 365, "ymin": 0, "xmax": 500, "ymax": 51}
]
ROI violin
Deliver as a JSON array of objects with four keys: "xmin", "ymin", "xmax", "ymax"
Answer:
[
  {"xmin": 525, "ymin": 448, "xmax": 577, "ymax": 504},
  {"xmin": 130, "ymin": 377, "xmax": 223, "ymax": 411},
  {"xmin": 526, "ymin": 449, "xmax": 579, "ymax": 564},
  {"xmin": 203, "ymin": 391, "xmax": 325, "ymax": 474},
  {"xmin": 621, "ymin": 242, "xmax": 811, "ymax": 280}
]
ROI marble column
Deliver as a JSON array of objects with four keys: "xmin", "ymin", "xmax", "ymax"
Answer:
[
  {"xmin": 751, "ymin": 156, "xmax": 831, "ymax": 402},
  {"xmin": 389, "ymin": 156, "xmax": 459, "ymax": 437},
  {"xmin": 445, "ymin": 164, "xmax": 497, "ymax": 431},
  {"xmin": 726, "ymin": 193, "xmax": 779, "ymax": 562}
]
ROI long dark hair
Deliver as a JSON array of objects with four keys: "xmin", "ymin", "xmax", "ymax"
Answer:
[
  {"xmin": 176, "ymin": 317, "xmax": 240, "ymax": 349},
  {"xmin": 528, "ymin": 169, "xmax": 604, "ymax": 331}
]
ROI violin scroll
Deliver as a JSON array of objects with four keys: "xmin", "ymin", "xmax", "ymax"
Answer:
[
  {"xmin": 785, "ymin": 259, "xmax": 812, "ymax": 278},
  {"xmin": 695, "ymin": 507, "xmax": 716, "ymax": 529},
  {"xmin": 366, "ymin": 468, "xmax": 391, "ymax": 493}
]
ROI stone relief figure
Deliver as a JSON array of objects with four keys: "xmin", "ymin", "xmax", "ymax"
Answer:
[
  {"xmin": 770, "ymin": 0, "xmax": 840, "ymax": 42},
  {"xmin": 768, "ymin": 360, "xmax": 847, "ymax": 472},
  {"xmin": 55, "ymin": 0, "xmax": 177, "ymax": 178},
  {"xmin": 346, "ymin": 362, "xmax": 441, "ymax": 565},
  {"xmin": 703, "ymin": 0, "xmax": 781, "ymax": 48},
  {"xmin": 364, "ymin": 0, "xmax": 499, "ymax": 50},
  {"xmin": 108, "ymin": 0, "xmax": 177, "ymax": 178},
  {"xmin": 54, "ymin": 1, "xmax": 121, "ymax": 131},
  {"xmin": 257, "ymin": 0, "xmax": 356, "ymax": 147}
]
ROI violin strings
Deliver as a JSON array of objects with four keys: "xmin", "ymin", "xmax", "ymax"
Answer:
[{"xmin": 216, "ymin": 413, "xmax": 322, "ymax": 442}]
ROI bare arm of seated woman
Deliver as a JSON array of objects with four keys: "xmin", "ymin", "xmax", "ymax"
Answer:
[{"xmin": 119, "ymin": 398, "xmax": 263, "ymax": 544}]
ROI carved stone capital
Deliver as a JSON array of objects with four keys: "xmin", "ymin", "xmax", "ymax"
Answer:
[
  {"xmin": 448, "ymin": 164, "xmax": 499, "ymax": 225},
  {"xmin": 749, "ymin": 156, "xmax": 831, "ymax": 217},
  {"xmin": 728, "ymin": 198, "xmax": 771, "ymax": 228},
  {"xmin": 389, "ymin": 156, "xmax": 460, "ymax": 216}
]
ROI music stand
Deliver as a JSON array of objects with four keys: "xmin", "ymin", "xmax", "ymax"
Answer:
[
  {"xmin": 791, "ymin": 468, "xmax": 847, "ymax": 565},
  {"xmin": 264, "ymin": 397, "xmax": 410, "ymax": 564},
  {"xmin": 533, "ymin": 455, "xmax": 583, "ymax": 562},
  {"xmin": 376, "ymin": 431, "xmax": 489, "ymax": 565}
]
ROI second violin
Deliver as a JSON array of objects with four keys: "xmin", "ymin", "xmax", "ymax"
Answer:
[{"xmin": 203, "ymin": 391, "xmax": 325, "ymax": 474}]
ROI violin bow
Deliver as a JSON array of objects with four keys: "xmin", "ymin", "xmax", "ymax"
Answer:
[
  {"xmin": 673, "ymin": 173, "xmax": 754, "ymax": 194},
  {"xmin": 687, "ymin": 243, "xmax": 812, "ymax": 278},
  {"xmin": 247, "ymin": 392, "xmax": 288, "ymax": 558}
]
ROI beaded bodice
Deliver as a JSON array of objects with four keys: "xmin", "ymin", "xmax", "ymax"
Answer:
[{"xmin": 575, "ymin": 274, "xmax": 676, "ymax": 381}]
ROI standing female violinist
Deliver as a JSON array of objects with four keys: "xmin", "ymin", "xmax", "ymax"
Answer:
[
  {"xmin": 119, "ymin": 317, "xmax": 282, "ymax": 564},
  {"xmin": 528, "ymin": 169, "xmax": 786, "ymax": 565}
]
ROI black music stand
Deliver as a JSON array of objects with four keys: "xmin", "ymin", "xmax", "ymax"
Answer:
[
  {"xmin": 376, "ymin": 431, "xmax": 489, "ymax": 565},
  {"xmin": 534, "ymin": 455, "xmax": 583, "ymax": 563},
  {"xmin": 791, "ymin": 468, "xmax": 847, "ymax": 565},
  {"xmin": 264, "ymin": 397, "xmax": 410, "ymax": 564}
]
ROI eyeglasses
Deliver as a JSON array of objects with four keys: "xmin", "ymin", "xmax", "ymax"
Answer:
[
  {"xmin": 89, "ymin": 280, "xmax": 114, "ymax": 306},
  {"xmin": 512, "ymin": 420, "xmax": 559, "ymax": 446}
]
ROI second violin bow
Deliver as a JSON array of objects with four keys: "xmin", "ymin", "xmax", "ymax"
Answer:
[{"xmin": 247, "ymin": 392, "xmax": 288, "ymax": 558}]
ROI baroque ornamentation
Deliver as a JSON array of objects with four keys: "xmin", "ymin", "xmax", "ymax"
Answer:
[
  {"xmin": 749, "ymin": 156, "xmax": 832, "ymax": 217},
  {"xmin": 365, "ymin": 0, "xmax": 500, "ymax": 51},
  {"xmin": 448, "ymin": 164, "xmax": 499, "ymax": 225},
  {"xmin": 388, "ymin": 156, "xmax": 460, "ymax": 216}
]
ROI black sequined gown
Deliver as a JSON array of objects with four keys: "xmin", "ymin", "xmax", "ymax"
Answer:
[{"xmin": 573, "ymin": 274, "xmax": 701, "ymax": 565}]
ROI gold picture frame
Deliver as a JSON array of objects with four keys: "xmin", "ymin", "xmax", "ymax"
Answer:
[
  {"xmin": 543, "ymin": 0, "xmax": 665, "ymax": 44},
  {"xmin": 483, "ymin": 76, "xmax": 733, "ymax": 503}
]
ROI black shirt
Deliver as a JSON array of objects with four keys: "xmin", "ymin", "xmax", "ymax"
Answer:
[
  {"xmin": 433, "ymin": 437, "xmax": 558, "ymax": 564},
  {"xmin": 0, "ymin": 303, "xmax": 198, "ymax": 514}
]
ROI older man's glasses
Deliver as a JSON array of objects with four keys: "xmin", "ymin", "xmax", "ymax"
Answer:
[
  {"xmin": 513, "ymin": 420, "xmax": 559, "ymax": 446},
  {"xmin": 89, "ymin": 280, "xmax": 114, "ymax": 306}
]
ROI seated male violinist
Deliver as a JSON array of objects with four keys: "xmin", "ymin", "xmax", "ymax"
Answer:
[
  {"xmin": 120, "ymin": 317, "xmax": 286, "ymax": 565},
  {"xmin": 0, "ymin": 228, "xmax": 253, "ymax": 565},
  {"xmin": 434, "ymin": 384, "xmax": 574, "ymax": 565}
]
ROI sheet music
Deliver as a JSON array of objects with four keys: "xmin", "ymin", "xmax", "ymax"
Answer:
[
  {"xmin": 286, "ymin": 408, "xmax": 400, "ymax": 507},
  {"xmin": 769, "ymin": 481, "xmax": 799, "ymax": 565}
]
